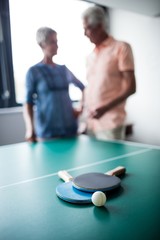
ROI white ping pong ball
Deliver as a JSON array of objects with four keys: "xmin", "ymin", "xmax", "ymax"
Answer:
[{"xmin": 91, "ymin": 191, "xmax": 107, "ymax": 207}]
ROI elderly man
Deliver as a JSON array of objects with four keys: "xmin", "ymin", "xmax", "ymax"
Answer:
[{"xmin": 81, "ymin": 6, "xmax": 136, "ymax": 140}]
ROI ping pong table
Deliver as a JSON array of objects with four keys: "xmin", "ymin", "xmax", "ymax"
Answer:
[{"xmin": 0, "ymin": 135, "xmax": 160, "ymax": 240}]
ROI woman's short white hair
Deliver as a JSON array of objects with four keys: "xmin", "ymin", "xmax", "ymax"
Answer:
[
  {"xmin": 82, "ymin": 6, "xmax": 107, "ymax": 31},
  {"xmin": 36, "ymin": 27, "xmax": 56, "ymax": 46}
]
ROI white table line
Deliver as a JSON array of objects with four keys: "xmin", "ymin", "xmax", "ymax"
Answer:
[{"xmin": 0, "ymin": 148, "xmax": 152, "ymax": 190}]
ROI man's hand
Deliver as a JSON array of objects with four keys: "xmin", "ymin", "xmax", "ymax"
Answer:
[{"xmin": 89, "ymin": 106, "xmax": 106, "ymax": 119}]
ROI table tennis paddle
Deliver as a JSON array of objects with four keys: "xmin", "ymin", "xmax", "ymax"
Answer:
[
  {"xmin": 56, "ymin": 181, "xmax": 93, "ymax": 204},
  {"xmin": 56, "ymin": 166, "xmax": 125, "ymax": 204},
  {"xmin": 58, "ymin": 166, "xmax": 125, "ymax": 192}
]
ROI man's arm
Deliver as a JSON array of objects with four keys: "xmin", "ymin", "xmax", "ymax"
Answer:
[
  {"xmin": 23, "ymin": 103, "xmax": 36, "ymax": 142},
  {"xmin": 90, "ymin": 70, "xmax": 136, "ymax": 119}
]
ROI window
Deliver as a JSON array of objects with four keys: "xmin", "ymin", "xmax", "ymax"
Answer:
[
  {"xmin": 0, "ymin": 0, "xmax": 17, "ymax": 108},
  {"xmin": 8, "ymin": 0, "xmax": 94, "ymax": 105}
]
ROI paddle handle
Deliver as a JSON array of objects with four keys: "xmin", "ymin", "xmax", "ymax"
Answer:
[
  {"xmin": 58, "ymin": 166, "xmax": 126, "ymax": 182},
  {"xmin": 105, "ymin": 166, "xmax": 126, "ymax": 176},
  {"xmin": 58, "ymin": 170, "xmax": 73, "ymax": 182}
]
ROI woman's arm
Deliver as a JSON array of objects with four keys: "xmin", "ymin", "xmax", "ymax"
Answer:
[{"xmin": 23, "ymin": 103, "xmax": 36, "ymax": 142}]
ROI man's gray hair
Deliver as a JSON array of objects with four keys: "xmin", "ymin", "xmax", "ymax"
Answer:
[
  {"xmin": 82, "ymin": 6, "xmax": 107, "ymax": 31},
  {"xmin": 36, "ymin": 27, "xmax": 56, "ymax": 46}
]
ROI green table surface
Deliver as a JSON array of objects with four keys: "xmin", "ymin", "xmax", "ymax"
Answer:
[{"xmin": 0, "ymin": 135, "xmax": 160, "ymax": 240}]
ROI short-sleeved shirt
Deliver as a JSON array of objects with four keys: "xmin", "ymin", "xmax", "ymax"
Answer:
[
  {"xmin": 85, "ymin": 36, "xmax": 134, "ymax": 133},
  {"xmin": 25, "ymin": 63, "xmax": 84, "ymax": 138}
]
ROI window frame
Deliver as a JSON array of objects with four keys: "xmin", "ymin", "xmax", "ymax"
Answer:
[{"xmin": 0, "ymin": 0, "xmax": 20, "ymax": 108}]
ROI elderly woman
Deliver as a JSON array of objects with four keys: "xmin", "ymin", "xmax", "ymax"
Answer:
[{"xmin": 23, "ymin": 27, "xmax": 84, "ymax": 142}]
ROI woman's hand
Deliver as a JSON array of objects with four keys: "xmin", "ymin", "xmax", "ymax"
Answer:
[
  {"xmin": 73, "ymin": 108, "xmax": 83, "ymax": 118},
  {"xmin": 25, "ymin": 132, "xmax": 37, "ymax": 143}
]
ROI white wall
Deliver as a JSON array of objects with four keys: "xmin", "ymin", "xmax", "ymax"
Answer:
[
  {"xmin": 109, "ymin": 8, "xmax": 160, "ymax": 146},
  {"xmin": 83, "ymin": 0, "xmax": 160, "ymax": 17},
  {"xmin": 0, "ymin": 108, "xmax": 25, "ymax": 146}
]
